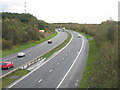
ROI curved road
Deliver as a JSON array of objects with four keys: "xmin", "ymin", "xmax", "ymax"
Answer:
[
  {"xmin": 1, "ymin": 31, "xmax": 68, "ymax": 75},
  {"xmin": 8, "ymin": 30, "xmax": 89, "ymax": 88}
]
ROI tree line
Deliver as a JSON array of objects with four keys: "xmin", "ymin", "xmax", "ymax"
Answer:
[
  {"xmin": 2, "ymin": 12, "xmax": 54, "ymax": 50},
  {"xmin": 52, "ymin": 20, "xmax": 118, "ymax": 88}
]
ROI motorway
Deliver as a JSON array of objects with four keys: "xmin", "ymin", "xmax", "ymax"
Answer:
[
  {"xmin": 1, "ymin": 31, "xmax": 68, "ymax": 75},
  {"xmin": 8, "ymin": 30, "xmax": 89, "ymax": 88}
]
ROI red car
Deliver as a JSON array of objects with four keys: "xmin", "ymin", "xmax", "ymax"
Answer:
[{"xmin": 1, "ymin": 62, "xmax": 14, "ymax": 69}]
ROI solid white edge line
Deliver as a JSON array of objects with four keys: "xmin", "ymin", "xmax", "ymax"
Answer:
[
  {"xmin": 56, "ymin": 34, "xmax": 84, "ymax": 89},
  {"xmin": 8, "ymin": 32, "xmax": 73, "ymax": 88}
]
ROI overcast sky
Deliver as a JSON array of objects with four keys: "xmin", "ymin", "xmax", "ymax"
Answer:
[{"xmin": 0, "ymin": 0, "xmax": 119, "ymax": 24}]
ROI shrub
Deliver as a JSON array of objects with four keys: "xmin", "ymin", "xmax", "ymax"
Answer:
[{"xmin": 2, "ymin": 39, "xmax": 13, "ymax": 50}]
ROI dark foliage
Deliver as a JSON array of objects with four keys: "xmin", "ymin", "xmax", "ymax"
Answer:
[{"xmin": 2, "ymin": 12, "xmax": 54, "ymax": 50}]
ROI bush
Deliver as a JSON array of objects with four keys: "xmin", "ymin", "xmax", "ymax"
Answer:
[
  {"xmin": 2, "ymin": 39, "xmax": 13, "ymax": 50},
  {"xmin": 2, "ymin": 12, "xmax": 54, "ymax": 50}
]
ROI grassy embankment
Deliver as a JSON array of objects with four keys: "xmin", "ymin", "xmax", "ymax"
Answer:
[
  {"xmin": 2, "ymin": 31, "xmax": 57, "ymax": 57},
  {"xmin": 80, "ymin": 40, "xmax": 95, "ymax": 88},
  {"xmin": 1, "ymin": 32, "xmax": 72, "ymax": 88}
]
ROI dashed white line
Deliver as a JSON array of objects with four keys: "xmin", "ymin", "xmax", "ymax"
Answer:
[
  {"xmin": 66, "ymin": 54, "xmax": 67, "ymax": 56},
  {"xmin": 62, "ymin": 58, "xmax": 64, "ymax": 60},
  {"xmin": 57, "ymin": 63, "xmax": 59, "ymax": 65},
  {"xmin": 75, "ymin": 83, "xmax": 77, "ymax": 87},
  {"xmin": 2, "ymin": 31, "xmax": 60, "ymax": 62},
  {"xmin": 2, "ymin": 56, "xmax": 17, "ymax": 62},
  {"xmin": 38, "ymin": 79, "xmax": 42, "ymax": 83},
  {"xmin": 77, "ymin": 80, "xmax": 79, "ymax": 82},
  {"xmin": 56, "ymin": 34, "xmax": 84, "ymax": 88},
  {"xmin": 8, "ymin": 32, "xmax": 73, "ymax": 88},
  {"xmin": 49, "ymin": 70, "xmax": 52, "ymax": 72}
]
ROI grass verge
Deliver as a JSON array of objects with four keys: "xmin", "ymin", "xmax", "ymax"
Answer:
[
  {"xmin": 1, "ymin": 69, "xmax": 30, "ymax": 89},
  {"xmin": 79, "ymin": 40, "xmax": 95, "ymax": 88},
  {"xmin": 2, "ymin": 31, "xmax": 57, "ymax": 57},
  {"xmin": 42, "ymin": 32, "xmax": 72, "ymax": 59}
]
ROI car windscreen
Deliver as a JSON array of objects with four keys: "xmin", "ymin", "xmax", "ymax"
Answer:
[{"xmin": 2, "ymin": 63, "xmax": 7, "ymax": 65}]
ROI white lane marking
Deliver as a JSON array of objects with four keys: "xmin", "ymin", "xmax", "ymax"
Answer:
[
  {"xmin": 56, "ymin": 34, "xmax": 84, "ymax": 88},
  {"xmin": 62, "ymin": 58, "xmax": 64, "ymax": 60},
  {"xmin": 77, "ymin": 80, "xmax": 79, "ymax": 82},
  {"xmin": 57, "ymin": 63, "xmax": 59, "ymax": 65},
  {"xmin": 75, "ymin": 83, "xmax": 78, "ymax": 87},
  {"xmin": 8, "ymin": 61, "xmax": 46, "ymax": 88},
  {"xmin": 3, "ymin": 44, "xmax": 41, "ymax": 61},
  {"xmin": 2, "ymin": 32, "xmax": 61, "ymax": 63},
  {"xmin": 8, "ymin": 33, "xmax": 73, "ymax": 88},
  {"xmin": 25, "ymin": 49, "xmax": 33, "ymax": 53},
  {"xmin": 2, "ymin": 56, "xmax": 17, "ymax": 62},
  {"xmin": 25, "ymin": 44, "xmax": 44, "ymax": 53},
  {"xmin": 24, "ymin": 32, "xmax": 61, "ymax": 53},
  {"xmin": 69, "ymin": 51, "xmax": 70, "ymax": 52},
  {"xmin": 38, "ymin": 79, "xmax": 42, "ymax": 83},
  {"xmin": 49, "ymin": 70, "xmax": 52, "ymax": 72},
  {"xmin": 2, "ymin": 31, "xmax": 59, "ymax": 62},
  {"xmin": 66, "ymin": 54, "xmax": 67, "ymax": 56},
  {"xmin": 25, "ymin": 49, "xmax": 35, "ymax": 53},
  {"xmin": 2, "ymin": 49, "xmax": 35, "ymax": 62}
]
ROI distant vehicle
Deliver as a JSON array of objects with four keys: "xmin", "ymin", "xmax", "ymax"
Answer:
[
  {"xmin": 78, "ymin": 35, "xmax": 81, "ymax": 38},
  {"xmin": 63, "ymin": 27, "xmax": 65, "ymax": 30},
  {"xmin": 58, "ymin": 29, "xmax": 60, "ymax": 32},
  {"xmin": 1, "ymin": 62, "xmax": 14, "ymax": 69},
  {"xmin": 48, "ymin": 40, "xmax": 52, "ymax": 44},
  {"xmin": 17, "ymin": 52, "xmax": 25, "ymax": 57}
]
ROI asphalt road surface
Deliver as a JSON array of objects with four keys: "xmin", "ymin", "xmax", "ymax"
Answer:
[
  {"xmin": 8, "ymin": 30, "xmax": 89, "ymax": 88},
  {"xmin": 1, "ymin": 31, "xmax": 68, "ymax": 75}
]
